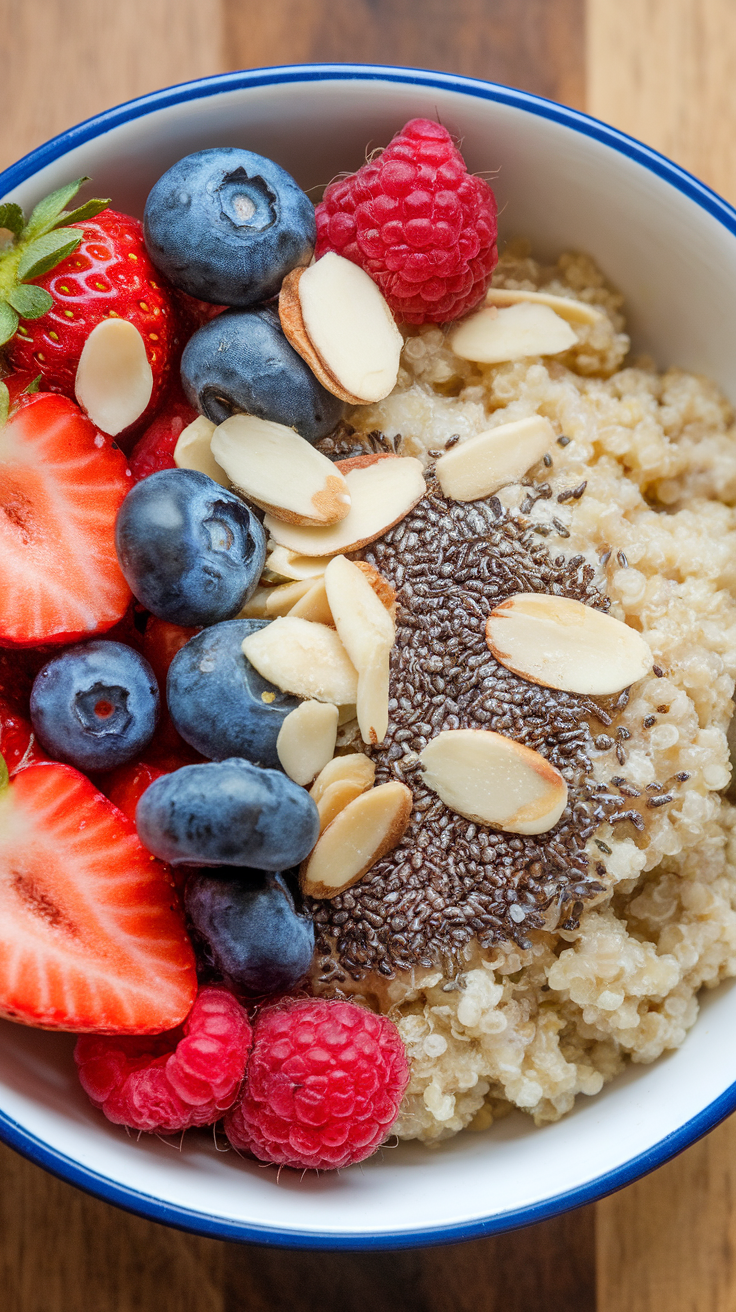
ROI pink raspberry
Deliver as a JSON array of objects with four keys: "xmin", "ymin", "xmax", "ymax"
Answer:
[
  {"xmin": 224, "ymin": 997, "xmax": 410, "ymax": 1171},
  {"xmin": 315, "ymin": 117, "xmax": 498, "ymax": 325},
  {"xmin": 74, "ymin": 986, "xmax": 252, "ymax": 1134}
]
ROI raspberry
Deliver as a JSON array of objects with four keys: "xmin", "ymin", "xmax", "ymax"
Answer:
[
  {"xmin": 315, "ymin": 118, "xmax": 498, "ymax": 325},
  {"xmin": 224, "ymin": 998, "xmax": 410, "ymax": 1170},
  {"xmin": 74, "ymin": 986, "xmax": 252, "ymax": 1134}
]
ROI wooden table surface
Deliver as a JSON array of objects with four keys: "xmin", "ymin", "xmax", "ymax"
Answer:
[{"xmin": 3, "ymin": 1, "xmax": 736, "ymax": 1307}]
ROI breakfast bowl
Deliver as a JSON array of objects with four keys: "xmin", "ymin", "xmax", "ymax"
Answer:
[{"xmin": 2, "ymin": 63, "xmax": 736, "ymax": 1250}]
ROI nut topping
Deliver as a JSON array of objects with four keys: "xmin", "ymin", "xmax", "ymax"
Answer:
[
  {"xmin": 485, "ymin": 286, "xmax": 606, "ymax": 325},
  {"xmin": 300, "ymin": 781, "xmax": 412, "ymax": 899},
  {"xmin": 74, "ymin": 318, "xmax": 153, "ymax": 436},
  {"xmin": 324, "ymin": 555, "xmax": 395, "ymax": 745},
  {"xmin": 210, "ymin": 414, "xmax": 351, "ymax": 527},
  {"xmin": 265, "ymin": 546, "xmax": 327, "ymax": 581},
  {"xmin": 449, "ymin": 301, "xmax": 577, "ymax": 364},
  {"xmin": 242, "ymin": 615, "xmax": 358, "ymax": 705},
  {"xmin": 419, "ymin": 728, "xmax": 568, "ymax": 835},
  {"xmin": 309, "ymin": 752, "xmax": 376, "ymax": 801},
  {"xmin": 276, "ymin": 700, "xmax": 339, "ymax": 786},
  {"xmin": 174, "ymin": 416, "xmax": 229, "ymax": 487},
  {"xmin": 434, "ymin": 415, "xmax": 554, "ymax": 502},
  {"xmin": 265, "ymin": 455, "xmax": 425, "ymax": 556},
  {"xmin": 279, "ymin": 253, "xmax": 402, "ymax": 404},
  {"xmin": 486, "ymin": 593, "xmax": 653, "ymax": 695}
]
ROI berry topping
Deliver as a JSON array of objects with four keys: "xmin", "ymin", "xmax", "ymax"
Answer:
[
  {"xmin": 224, "ymin": 998, "xmax": 409, "ymax": 1170},
  {"xmin": 185, "ymin": 870, "xmax": 315, "ymax": 999},
  {"xmin": 0, "ymin": 391, "xmax": 132, "ymax": 647},
  {"xmin": 30, "ymin": 640, "xmax": 160, "ymax": 772},
  {"xmin": 180, "ymin": 305, "xmax": 345, "ymax": 442},
  {"xmin": 75, "ymin": 985, "xmax": 252, "ymax": 1133},
  {"xmin": 115, "ymin": 468, "xmax": 266, "ymax": 627},
  {"xmin": 315, "ymin": 117, "xmax": 498, "ymax": 324},
  {"xmin": 128, "ymin": 385, "xmax": 198, "ymax": 483},
  {"xmin": 0, "ymin": 699, "xmax": 48, "ymax": 775},
  {"xmin": 166, "ymin": 620, "xmax": 299, "ymax": 768},
  {"xmin": 135, "ymin": 757, "xmax": 320, "ymax": 870},
  {"xmin": 103, "ymin": 758, "xmax": 169, "ymax": 825},
  {"xmin": 0, "ymin": 760, "xmax": 196, "ymax": 1031},
  {"xmin": 5, "ymin": 201, "xmax": 178, "ymax": 439},
  {"xmin": 143, "ymin": 148, "xmax": 316, "ymax": 308}
]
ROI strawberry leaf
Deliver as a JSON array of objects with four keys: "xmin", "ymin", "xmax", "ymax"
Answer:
[
  {"xmin": 7, "ymin": 284, "xmax": 54, "ymax": 319},
  {"xmin": 16, "ymin": 230, "xmax": 83, "ymax": 282},
  {"xmin": 0, "ymin": 301, "xmax": 19, "ymax": 347},
  {"xmin": 0, "ymin": 204, "xmax": 24, "ymax": 240},
  {"xmin": 23, "ymin": 178, "xmax": 89, "ymax": 241},
  {"xmin": 24, "ymin": 375, "xmax": 42, "ymax": 394},
  {"xmin": 0, "ymin": 383, "xmax": 9, "ymax": 429},
  {"xmin": 54, "ymin": 197, "xmax": 110, "ymax": 229}
]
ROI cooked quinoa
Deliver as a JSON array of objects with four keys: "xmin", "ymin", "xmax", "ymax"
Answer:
[{"xmin": 311, "ymin": 241, "xmax": 736, "ymax": 1139}]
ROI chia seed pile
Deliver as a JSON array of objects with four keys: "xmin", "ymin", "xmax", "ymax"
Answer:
[{"xmin": 309, "ymin": 448, "xmax": 652, "ymax": 985}]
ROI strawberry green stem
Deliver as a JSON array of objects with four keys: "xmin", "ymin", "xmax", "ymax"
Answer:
[{"xmin": 0, "ymin": 752, "xmax": 8, "ymax": 794}]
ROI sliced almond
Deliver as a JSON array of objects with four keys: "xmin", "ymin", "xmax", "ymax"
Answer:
[
  {"xmin": 486, "ymin": 593, "xmax": 653, "ymax": 695},
  {"xmin": 174, "ymin": 415, "xmax": 230, "ymax": 487},
  {"xmin": 265, "ymin": 546, "xmax": 327, "ymax": 581},
  {"xmin": 449, "ymin": 302, "xmax": 577, "ymax": 364},
  {"xmin": 485, "ymin": 286, "xmax": 606, "ymax": 325},
  {"xmin": 315, "ymin": 778, "xmax": 369, "ymax": 832},
  {"xmin": 287, "ymin": 576, "xmax": 334, "ymax": 625},
  {"xmin": 265, "ymin": 456, "xmax": 425, "ymax": 556},
  {"xmin": 264, "ymin": 578, "xmax": 314, "ymax": 617},
  {"xmin": 337, "ymin": 703, "xmax": 358, "ymax": 727},
  {"xmin": 242, "ymin": 616, "xmax": 358, "ymax": 704},
  {"xmin": 237, "ymin": 585, "xmax": 277, "ymax": 619},
  {"xmin": 276, "ymin": 700, "xmax": 339, "ymax": 786},
  {"xmin": 211, "ymin": 414, "xmax": 351, "ymax": 526},
  {"xmin": 435, "ymin": 415, "xmax": 555, "ymax": 502},
  {"xmin": 300, "ymin": 781, "xmax": 412, "ymax": 899},
  {"xmin": 324, "ymin": 555, "xmax": 395, "ymax": 746},
  {"xmin": 419, "ymin": 729, "xmax": 567, "ymax": 835},
  {"xmin": 354, "ymin": 560, "xmax": 397, "ymax": 615},
  {"xmin": 74, "ymin": 318, "xmax": 153, "ymax": 436},
  {"xmin": 334, "ymin": 452, "xmax": 397, "ymax": 474},
  {"xmin": 279, "ymin": 253, "xmax": 402, "ymax": 404},
  {"xmin": 309, "ymin": 752, "xmax": 376, "ymax": 802}
]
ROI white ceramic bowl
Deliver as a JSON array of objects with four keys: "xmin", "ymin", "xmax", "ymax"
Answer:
[{"xmin": 2, "ymin": 64, "xmax": 736, "ymax": 1250}]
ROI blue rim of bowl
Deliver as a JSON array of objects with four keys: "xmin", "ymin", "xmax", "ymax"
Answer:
[{"xmin": 2, "ymin": 62, "xmax": 736, "ymax": 1249}]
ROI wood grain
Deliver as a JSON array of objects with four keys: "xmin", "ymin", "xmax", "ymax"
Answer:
[
  {"xmin": 0, "ymin": 0, "xmax": 223, "ymax": 173},
  {"xmin": 223, "ymin": 0, "xmax": 585, "ymax": 108},
  {"xmin": 587, "ymin": 0, "xmax": 736, "ymax": 203}
]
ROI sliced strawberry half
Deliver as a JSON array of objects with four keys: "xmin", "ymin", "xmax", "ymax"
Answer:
[
  {"xmin": 0, "ymin": 392, "xmax": 132, "ymax": 646},
  {"xmin": 0, "ymin": 759, "xmax": 197, "ymax": 1032}
]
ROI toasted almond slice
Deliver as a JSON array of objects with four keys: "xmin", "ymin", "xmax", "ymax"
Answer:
[
  {"xmin": 265, "ymin": 456, "xmax": 425, "ymax": 556},
  {"xmin": 264, "ymin": 578, "xmax": 314, "ymax": 617},
  {"xmin": 174, "ymin": 415, "xmax": 230, "ymax": 486},
  {"xmin": 354, "ymin": 560, "xmax": 397, "ymax": 615},
  {"xmin": 309, "ymin": 752, "xmax": 376, "ymax": 802},
  {"xmin": 300, "ymin": 781, "xmax": 412, "ymax": 899},
  {"xmin": 435, "ymin": 415, "xmax": 554, "ymax": 502},
  {"xmin": 419, "ymin": 729, "xmax": 567, "ymax": 835},
  {"xmin": 279, "ymin": 254, "xmax": 403, "ymax": 404},
  {"xmin": 486, "ymin": 593, "xmax": 653, "ymax": 695},
  {"xmin": 276, "ymin": 700, "xmax": 339, "ymax": 785},
  {"xmin": 210, "ymin": 414, "xmax": 351, "ymax": 526},
  {"xmin": 324, "ymin": 555, "xmax": 395, "ymax": 746},
  {"xmin": 265, "ymin": 546, "xmax": 327, "ymax": 581},
  {"xmin": 449, "ymin": 302, "xmax": 577, "ymax": 364},
  {"xmin": 237, "ymin": 585, "xmax": 277, "ymax": 619},
  {"xmin": 334, "ymin": 452, "xmax": 397, "ymax": 474},
  {"xmin": 287, "ymin": 576, "xmax": 334, "ymax": 625},
  {"xmin": 485, "ymin": 287, "xmax": 606, "ymax": 325},
  {"xmin": 242, "ymin": 616, "xmax": 358, "ymax": 704},
  {"xmin": 315, "ymin": 778, "xmax": 368, "ymax": 832},
  {"xmin": 74, "ymin": 318, "xmax": 153, "ymax": 436}
]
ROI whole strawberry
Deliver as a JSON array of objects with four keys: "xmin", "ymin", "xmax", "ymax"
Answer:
[
  {"xmin": 315, "ymin": 118, "xmax": 498, "ymax": 325},
  {"xmin": 1, "ymin": 179, "xmax": 178, "ymax": 440}
]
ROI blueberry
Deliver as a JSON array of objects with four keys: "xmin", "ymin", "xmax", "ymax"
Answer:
[
  {"xmin": 115, "ymin": 469, "xmax": 266, "ymax": 627},
  {"xmin": 136, "ymin": 758, "xmax": 319, "ymax": 868},
  {"xmin": 167, "ymin": 619, "xmax": 299, "ymax": 767},
  {"xmin": 185, "ymin": 869, "xmax": 315, "ymax": 998},
  {"xmin": 180, "ymin": 305, "xmax": 345, "ymax": 441},
  {"xmin": 143, "ymin": 148, "xmax": 315, "ymax": 308},
  {"xmin": 30, "ymin": 640, "xmax": 159, "ymax": 772}
]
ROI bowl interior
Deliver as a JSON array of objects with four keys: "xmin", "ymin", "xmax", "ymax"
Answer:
[{"xmin": 2, "ymin": 67, "xmax": 736, "ymax": 1247}]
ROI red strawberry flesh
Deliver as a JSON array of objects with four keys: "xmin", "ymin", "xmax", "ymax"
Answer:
[
  {"xmin": 0, "ymin": 392, "xmax": 132, "ymax": 646},
  {"xmin": 0, "ymin": 761, "xmax": 196, "ymax": 1032}
]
